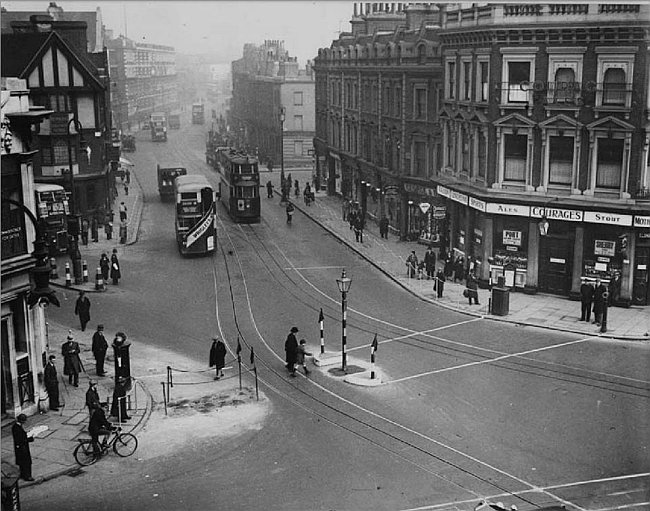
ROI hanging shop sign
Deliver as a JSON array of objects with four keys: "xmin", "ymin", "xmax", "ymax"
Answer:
[
  {"xmin": 594, "ymin": 239, "xmax": 616, "ymax": 257},
  {"xmin": 634, "ymin": 215, "xmax": 650, "ymax": 228},
  {"xmin": 383, "ymin": 185, "xmax": 399, "ymax": 196},
  {"xmin": 584, "ymin": 211, "xmax": 633, "ymax": 226},
  {"xmin": 469, "ymin": 197, "xmax": 486, "ymax": 212},
  {"xmin": 530, "ymin": 206, "xmax": 583, "ymax": 222},
  {"xmin": 503, "ymin": 230, "xmax": 522, "ymax": 246},
  {"xmin": 433, "ymin": 206, "xmax": 446, "ymax": 219},
  {"xmin": 419, "ymin": 202, "xmax": 431, "ymax": 214}
]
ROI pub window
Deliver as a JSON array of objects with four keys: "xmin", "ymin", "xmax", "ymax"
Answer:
[
  {"xmin": 548, "ymin": 135, "xmax": 574, "ymax": 185},
  {"xmin": 504, "ymin": 134, "xmax": 527, "ymax": 182},
  {"xmin": 478, "ymin": 61, "xmax": 489, "ymax": 102},
  {"xmin": 507, "ymin": 61, "xmax": 530, "ymax": 103},
  {"xmin": 553, "ymin": 68, "xmax": 576, "ymax": 103},
  {"xmin": 596, "ymin": 138, "xmax": 623, "ymax": 189}
]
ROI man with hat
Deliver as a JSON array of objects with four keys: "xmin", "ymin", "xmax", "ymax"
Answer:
[
  {"xmin": 285, "ymin": 327, "xmax": 299, "ymax": 377},
  {"xmin": 209, "ymin": 337, "xmax": 227, "ymax": 380},
  {"xmin": 86, "ymin": 379, "xmax": 101, "ymax": 415},
  {"xmin": 12, "ymin": 414, "xmax": 35, "ymax": 481},
  {"xmin": 44, "ymin": 355, "xmax": 60, "ymax": 411},
  {"xmin": 62, "ymin": 332, "xmax": 82, "ymax": 387},
  {"xmin": 110, "ymin": 376, "xmax": 131, "ymax": 422},
  {"xmin": 92, "ymin": 324, "xmax": 108, "ymax": 376},
  {"xmin": 579, "ymin": 277, "xmax": 594, "ymax": 322}
]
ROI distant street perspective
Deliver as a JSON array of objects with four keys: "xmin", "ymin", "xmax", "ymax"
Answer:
[{"xmin": 2, "ymin": 2, "xmax": 649, "ymax": 511}]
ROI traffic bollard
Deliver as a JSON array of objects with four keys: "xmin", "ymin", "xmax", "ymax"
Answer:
[
  {"xmin": 50, "ymin": 257, "xmax": 59, "ymax": 279},
  {"xmin": 82, "ymin": 260, "xmax": 89, "ymax": 282},
  {"xmin": 95, "ymin": 267, "xmax": 105, "ymax": 291},
  {"xmin": 65, "ymin": 262, "xmax": 72, "ymax": 287}
]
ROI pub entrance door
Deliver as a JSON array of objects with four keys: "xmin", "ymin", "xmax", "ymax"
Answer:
[{"xmin": 539, "ymin": 235, "xmax": 573, "ymax": 295}]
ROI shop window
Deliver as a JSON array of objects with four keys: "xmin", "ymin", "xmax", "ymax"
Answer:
[
  {"xmin": 549, "ymin": 135, "xmax": 574, "ymax": 185},
  {"xmin": 596, "ymin": 138, "xmax": 623, "ymax": 189},
  {"xmin": 504, "ymin": 134, "xmax": 527, "ymax": 182},
  {"xmin": 1, "ymin": 181, "xmax": 28, "ymax": 259}
]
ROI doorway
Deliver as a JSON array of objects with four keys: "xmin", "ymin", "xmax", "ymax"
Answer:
[
  {"xmin": 632, "ymin": 247, "xmax": 649, "ymax": 305},
  {"xmin": 539, "ymin": 236, "xmax": 573, "ymax": 295}
]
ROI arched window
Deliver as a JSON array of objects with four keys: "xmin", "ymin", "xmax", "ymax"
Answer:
[
  {"xmin": 603, "ymin": 68, "xmax": 626, "ymax": 105},
  {"xmin": 417, "ymin": 45, "xmax": 426, "ymax": 65},
  {"xmin": 553, "ymin": 67, "xmax": 576, "ymax": 103}
]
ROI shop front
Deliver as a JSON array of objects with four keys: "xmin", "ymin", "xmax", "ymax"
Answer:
[
  {"xmin": 489, "ymin": 215, "xmax": 530, "ymax": 290},
  {"xmin": 403, "ymin": 182, "xmax": 446, "ymax": 246},
  {"xmin": 632, "ymin": 215, "xmax": 650, "ymax": 306}
]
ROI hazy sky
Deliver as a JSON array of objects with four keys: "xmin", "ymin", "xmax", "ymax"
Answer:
[{"xmin": 3, "ymin": 1, "xmax": 354, "ymax": 64}]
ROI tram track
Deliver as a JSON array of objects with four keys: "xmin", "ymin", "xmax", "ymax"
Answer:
[{"xmin": 210, "ymin": 213, "xmax": 598, "ymax": 510}]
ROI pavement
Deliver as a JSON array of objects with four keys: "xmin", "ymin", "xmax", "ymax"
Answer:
[{"xmin": 4, "ymin": 164, "xmax": 647, "ymax": 489}]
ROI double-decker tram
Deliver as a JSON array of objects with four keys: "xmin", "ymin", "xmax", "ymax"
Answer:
[
  {"xmin": 174, "ymin": 175, "xmax": 216, "ymax": 256},
  {"xmin": 216, "ymin": 149, "xmax": 260, "ymax": 223}
]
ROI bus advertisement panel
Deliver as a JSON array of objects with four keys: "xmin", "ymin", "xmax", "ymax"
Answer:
[{"xmin": 174, "ymin": 175, "xmax": 216, "ymax": 256}]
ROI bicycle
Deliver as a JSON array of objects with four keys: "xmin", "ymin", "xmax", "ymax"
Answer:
[{"xmin": 73, "ymin": 427, "xmax": 138, "ymax": 466}]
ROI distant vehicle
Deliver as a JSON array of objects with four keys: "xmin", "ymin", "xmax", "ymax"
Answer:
[
  {"xmin": 34, "ymin": 183, "xmax": 70, "ymax": 255},
  {"xmin": 157, "ymin": 165, "xmax": 187, "ymax": 202},
  {"xmin": 121, "ymin": 134, "xmax": 136, "ymax": 152},
  {"xmin": 205, "ymin": 129, "xmax": 228, "ymax": 168},
  {"xmin": 168, "ymin": 112, "xmax": 181, "ymax": 129},
  {"xmin": 174, "ymin": 174, "xmax": 216, "ymax": 256},
  {"xmin": 216, "ymin": 148, "xmax": 260, "ymax": 224},
  {"xmin": 150, "ymin": 112, "xmax": 167, "ymax": 142},
  {"xmin": 191, "ymin": 103, "xmax": 204, "ymax": 125},
  {"xmin": 142, "ymin": 122, "xmax": 150, "ymax": 130}
]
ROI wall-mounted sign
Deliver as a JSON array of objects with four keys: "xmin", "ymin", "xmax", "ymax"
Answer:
[
  {"xmin": 503, "ymin": 230, "xmax": 522, "ymax": 246},
  {"xmin": 450, "ymin": 190, "xmax": 468, "ymax": 205},
  {"xmin": 383, "ymin": 185, "xmax": 399, "ymax": 196},
  {"xmin": 419, "ymin": 202, "xmax": 431, "ymax": 214},
  {"xmin": 486, "ymin": 203, "xmax": 531, "ymax": 217},
  {"xmin": 634, "ymin": 216, "xmax": 650, "ymax": 228},
  {"xmin": 530, "ymin": 206, "xmax": 583, "ymax": 222},
  {"xmin": 437, "ymin": 185, "xmax": 450, "ymax": 197},
  {"xmin": 433, "ymin": 206, "xmax": 446, "ymax": 219},
  {"xmin": 584, "ymin": 211, "xmax": 633, "ymax": 226},
  {"xmin": 597, "ymin": 257, "xmax": 610, "ymax": 263},
  {"xmin": 469, "ymin": 197, "xmax": 486, "ymax": 212},
  {"xmin": 594, "ymin": 239, "xmax": 616, "ymax": 257}
]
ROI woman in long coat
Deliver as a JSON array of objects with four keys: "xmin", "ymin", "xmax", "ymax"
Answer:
[
  {"xmin": 100, "ymin": 253, "xmax": 110, "ymax": 282},
  {"xmin": 110, "ymin": 249, "xmax": 121, "ymax": 285},
  {"xmin": 209, "ymin": 338, "xmax": 227, "ymax": 380}
]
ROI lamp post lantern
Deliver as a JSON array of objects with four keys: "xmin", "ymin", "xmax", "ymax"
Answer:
[
  {"xmin": 66, "ymin": 116, "xmax": 87, "ymax": 284},
  {"xmin": 279, "ymin": 107, "xmax": 287, "ymax": 204},
  {"xmin": 336, "ymin": 269, "xmax": 352, "ymax": 371}
]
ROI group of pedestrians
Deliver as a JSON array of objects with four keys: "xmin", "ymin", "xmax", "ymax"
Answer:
[
  {"xmin": 80, "ymin": 216, "xmax": 100, "ymax": 245},
  {"xmin": 284, "ymin": 326, "xmax": 311, "ymax": 377},
  {"xmin": 580, "ymin": 277, "xmax": 609, "ymax": 326},
  {"xmin": 347, "ymin": 206, "xmax": 365, "ymax": 243}
]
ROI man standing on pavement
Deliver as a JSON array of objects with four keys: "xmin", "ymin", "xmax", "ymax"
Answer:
[
  {"xmin": 424, "ymin": 247, "xmax": 436, "ymax": 280},
  {"xmin": 285, "ymin": 327, "xmax": 299, "ymax": 376},
  {"xmin": 592, "ymin": 278, "xmax": 607, "ymax": 327},
  {"xmin": 92, "ymin": 324, "xmax": 108, "ymax": 376},
  {"xmin": 579, "ymin": 277, "xmax": 594, "ymax": 322},
  {"xmin": 62, "ymin": 333, "xmax": 83, "ymax": 387},
  {"xmin": 44, "ymin": 355, "xmax": 60, "ymax": 411},
  {"xmin": 110, "ymin": 249, "xmax": 122, "ymax": 285},
  {"xmin": 74, "ymin": 290, "xmax": 91, "ymax": 332},
  {"xmin": 12, "ymin": 414, "xmax": 35, "ymax": 481},
  {"xmin": 119, "ymin": 201, "xmax": 128, "ymax": 222}
]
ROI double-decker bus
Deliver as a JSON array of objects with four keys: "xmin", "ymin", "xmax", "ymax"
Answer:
[
  {"xmin": 216, "ymin": 148, "xmax": 260, "ymax": 223},
  {"xmin": 191, "ymin": 103, "xmax": 204, "ymax": 125},
  {"xmin": 150, "ymin": 112, "xmax": 167, "ymax": 141},
  {"xmin": 174, "ymin": 174, "xmax": 216, "ymax": 256},
  {"xmin": 158, "ymin": 165, "xmax": 187, "ymax": 202},
  {"xmin": 34, "ymin": 183, "xmax": 70, "ymax": 254}
]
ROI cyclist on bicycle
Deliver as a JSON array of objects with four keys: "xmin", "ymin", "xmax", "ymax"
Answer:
[{"xmin": 89, "ymin": 402, "xmax": 116, "ymax": 454}]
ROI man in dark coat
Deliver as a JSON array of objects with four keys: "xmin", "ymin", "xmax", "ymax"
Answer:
[
  {"xmin": 579, "ymin": 278, "xmax": 594, "ymax": 322},
  {"xmin": 92, "ymin": 324, "xmax": 108, "ymax": 376},
  {"xmin": 354, "ymin": 214, "xmax": 365, "ymax": 243},
  {"xmin": 12, "ymin": 414, "xmax": 34, "ymax": 481},
  {"xmin": 285, "ymin": 327, "xmax": 299, "ymax": 376},
  {"xmin": 110, "ymin": 249, "xmax": 121, "ymax": 285},
  {"xmin": 89, "ymin": 402, "xmax": 115, "ymax": 455},
  {"xmin": 467, "ymin": 272, "xmax": 480, "ymax": 305},
  {"xmin": 74, "ymin": 290, "xmax": 91, "ymax": 332},
  {"xmin": 44, "ymin": 355, "xmax": 60, "ymax": 411},
  {"xmin": 100, "ymin": 253, "xmax": 110, "ymax": 282},
  {"xmin": 424, "ymin": 247, "xmax": 436, "ymax": 279},
  {"xmin": 435, "ymin": 269, "xmax": 446, "ymax": 299},
  {"xmin": 379, "ymin": 216, "xmax": 389, "ymax": 239},
  {"xmin": 62, "ymin": 334, "xmax": 82, "ymax": 387},
  {"xmin": 86, "ymin": 380, "xmax": 101, "ymax": 415},
  {"xmin": 592, "ymin": 278, "xmax": 607, "ymax": 326},
  {"xmin": 110, "ymin": 376, "xmax": 131, "ymax": 422},
  {"xmin": 209, "ymin": 337, "xmax": 227, "ymax": 380}
]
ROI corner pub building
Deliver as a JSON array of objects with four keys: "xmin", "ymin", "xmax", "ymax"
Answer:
[{"xmin": 314, "ymin": 3, "xmax": 650, "ymax": 306}]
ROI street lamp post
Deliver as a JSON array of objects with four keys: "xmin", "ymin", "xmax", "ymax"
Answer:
[
  {"xmin": 66, "ymin": 116, "xmax": 87, "ymax": 284},
  {"xmin": 336, "ymin": 269, "xmax": 352, "ymax": 372},
  {"xmin": 279, "ymin": 107, "xmax": 287, "ymax": 204}
]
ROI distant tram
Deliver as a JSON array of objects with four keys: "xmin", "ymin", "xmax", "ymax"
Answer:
[
  {"xmin": 34, "ymin": 183, "xmax": 70, "ymax": 254},
  {"xmin": 216, "ymin": 148, "xmax": 260, "ymax": 223},
  {"xmin": 174, "ymin": 174, "xmax": 216, "ymax": 256}
]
